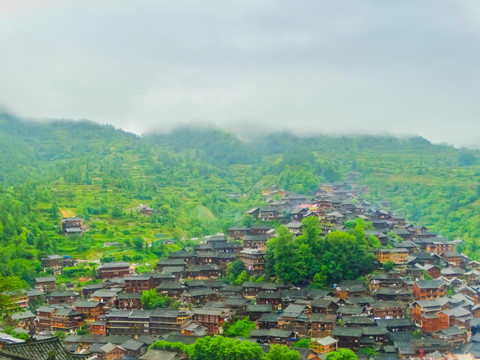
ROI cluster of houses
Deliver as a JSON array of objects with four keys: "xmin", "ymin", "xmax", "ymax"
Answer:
[{"xmin": 4, "ymin": 181, "xmax": 480, "ymax": 360}]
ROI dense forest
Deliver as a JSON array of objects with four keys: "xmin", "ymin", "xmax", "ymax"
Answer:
[{"xmin": 0, "ymin": 112, "xmax": 479, "ymax": 284}]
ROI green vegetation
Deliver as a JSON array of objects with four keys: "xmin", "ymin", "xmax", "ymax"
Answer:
[
  {"xmin": 222, "ymin": 316, "xmax": 256, "ymax": 338},
  {"xmin": 293, "ymin": 338, "xmax": 311, "ymax": 349},
  {"xmin": 326, "ymin": 348, "xmax": 358, "ymax": 360},
  {"xmin": 141, "ymin": 289, "xmax": 172, "ymax": 309},
  {"xmin": 1, "ymin": 112, "xmax": 480, "ymax": 287},
  {"xmin": 0, "ymin": 275, "xmax": 28, "ymax": 317},
  {"xmin": 265, "ymin": 218, "xmax": 376, "ymax": 285},
  {"xmin": 3, "ymin": 326, "xmax": 30, "ymax": 340},
  {"xmin": 150, "ymin": 336, "xmax": 300, "ymax": 360}
]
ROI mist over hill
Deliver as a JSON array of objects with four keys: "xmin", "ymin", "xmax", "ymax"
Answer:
[{"xmin": 0, "ymin": 111, "xmax": 479, "ymax": 280}]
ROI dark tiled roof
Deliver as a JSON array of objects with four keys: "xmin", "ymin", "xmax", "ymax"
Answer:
[
  {"xmin": 73, "ymin": 300, "xmax": 101, "ymax": 308},
  {"xmin": 118, "ymin": 292, "xmax": 142, "ymax": 300},
  {"xmin": 310, "ymin": 313, "xmax": 337, "ymax": 323},
  {"xmin": 415, "ymin": 280, "xmax": 445, "ymax": 289},
  {"xmin": 0, "ymin": 337, "xmax": 89, "ymax": 360},
  {"xmin": 332, "ymin": 327, "xmax": 362, "ymax": 337},
  {"xmin": 98, "ymin": 262, "xmax": 130, "ymax": 269}
]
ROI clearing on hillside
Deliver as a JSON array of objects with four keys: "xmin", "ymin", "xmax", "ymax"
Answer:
[{"xmin": 60, "ymin": 208, "xmax": 76, "ymax": 217}]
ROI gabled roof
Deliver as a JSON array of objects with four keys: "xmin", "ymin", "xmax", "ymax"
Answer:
[
  {"xmin": 121, "ymin": 339, "xmax": 144, "ymax": 351},
  {"xmin": 375, "ymin": 318, "xmax": 414, "ymax": 328},
  {"xmin": 0, "ymin": 336, "xmax": 88, "ymax": 360},
  {"xmin": 250, "ymin": 329, "xmax": 294, "ymax": 338},
  {"xmin": 47, "ymin": 290, "xmax": 79, "ymax": 297},
  {"xmin": 98, "ymin": 262, "xmax": 130, "ymax": 269},
  {"xmin": 316, "ymin": 336, "xmax": 338, "ymax": 346},
  {"xmin": 310, "ymin": 313, "xmax": 337, "ymax": 323},
  {"xmin": 415, "ymin": 280, "xmax": 445, "ymax": 289},
  {"xmin": 441, "ymin": 306, "xmax": 471, "ymax": 318},
  {"xmin": 332, "ymin": 327, "xmax": 362, "ymax": 337},
  {"xmin": 11, "ymin": 311, "xmax": 36, "ymax": 320},
  {"xmin": 73, "ymin": 300, "xmax": 101, "ymax": 308}
]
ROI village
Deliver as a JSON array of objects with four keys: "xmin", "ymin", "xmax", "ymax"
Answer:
[{"xmin": 2, "ymin": 179, "xmax": 480, "ymax": 360}]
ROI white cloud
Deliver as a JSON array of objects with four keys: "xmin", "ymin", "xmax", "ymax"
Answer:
[{"xmin": 0, "ymin": 0, "xmax": 479, "ymax": 147}]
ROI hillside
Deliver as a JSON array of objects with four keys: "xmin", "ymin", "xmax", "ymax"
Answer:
[{"xmin": 0, "ymin": 112, "xmax": 479, "ymax": 284}]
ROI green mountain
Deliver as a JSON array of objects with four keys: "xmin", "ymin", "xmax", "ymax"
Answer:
[{"xmin": 0, "ymin": 112, "xmax": 479, "ymax": 284}]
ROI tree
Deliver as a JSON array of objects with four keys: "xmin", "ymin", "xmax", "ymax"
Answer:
[
  {"xmin": 133, "ymin": 237, "xmax": 145, "ymax": 251},
  {"xmin": 299, "ymin": 216, "xmax": 321, "ymax": 254},
  {"xmin": 383, "ymin": 261, "xmax": 395, "ymax": 272},
  {"xmin": 293, "ymin": 339, "xmax": 311, "ymax": 349},
  {"xmin": 141, "ymin": 289, "xmax": 171, "ymax": 309},
  {"xmin": 226, "ymin": 259, "xmax": 245, "ymax": 285},
  {"xmin": 150, "ymin": 340, "xmax": 187, "ymax": 353},
  {"xmin": 187, "ymin": 336, "xmax": 265, "ymax": 360},
  {"xmin": 271, "ymin": 226, "xmax": 301, "ymax": 283},
  {"xmin": 358, "ymin": 347, "xmax": 379, "ymax": 357},
  {"xmin": 326, "ymin": 348, "xmax": 358, "ymax": 360},
  {"xmin": 111, "ymin": 206, "xmax": 123, "ymax": 219},
  {"xmin": 310, "ymin": 265, "xmax": 328, "ymax": 289},
  {"xmin": 234, "ymin": 270, "xmax": 248, "ymax": 286},
  {"xmin": 223, "ymin": 316, "xmax": 255, "ymax": 338},
  {"xmin": 265, "ymin": 344, "xmax": 300, "ymax": 360},
  {"xmin": 0, "ymin": 275, "xmax": 28, "ymax": 317},
  {"xmin": 49, "ymin": 202, "xmax": 60, "ymax": 220}
]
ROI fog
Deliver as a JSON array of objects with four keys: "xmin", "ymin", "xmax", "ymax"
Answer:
[{"xmin": 1, "ymin": 0, "xmax": 480, "ymax": 147}]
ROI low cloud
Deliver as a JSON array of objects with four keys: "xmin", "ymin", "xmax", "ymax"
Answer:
[{"xmin": 0, "ymin": 0, "xmax": 479, "ymax": 147}]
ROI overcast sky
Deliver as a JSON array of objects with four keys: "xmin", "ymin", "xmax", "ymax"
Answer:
[{"xmin": 1, "ymin": 0, "xmax": 480, "ymax": 147}]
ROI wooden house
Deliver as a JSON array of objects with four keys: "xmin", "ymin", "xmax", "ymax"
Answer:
[
  {"xmin": 434, "ymin": 326, "xmax": 468, "ymax": 349},
  {"xmin": 34, "ymin": 276, "xmax": 56, "ymax": 292},
  {"xmin": 73, "ymin": 300, "xmax": 104, "ymax": 321},
  {"xmin": 413, "ymin": 280, "xmax": 447, "ymax": 300},
  {"xmin": 311, "ymin": 299, "xmax": 339, "ymax": 314},
  {"xmin": 331, "ymin": 327, "xmax": 362, "ymax": 349},
  {"xmin": 51, "ymin": 307, "xmax": 84, "ymax": 332},
  {"xmin": 243, "ymin": 235, "xmax": 268, "ymax": 250},
  {"xmin": 60, "ymin": 217, "xmax": 83, "ymax": 234},
  {"xmin": 375, "ymin": 318, "xmax": 415, "ymax": 332},
  {"xmin": 182, "ymin": 288, "xmax": 218, "ymax": 305},
  {"xmin": 89, "ymin": 342, "xmax": 126, "ymax": 360},
  {"xmin": 157, "ymin": 282, "xmax": 185, "ymax": 297},
  {"xmin": 441, "ymin": 252, "xmax": 462, "ymax": 268},
  {"xmin": 91, "ymin": 320, "xmax": 107, "ymax": 336},
  {"xmin": 257, "ymin": 313, "xmax": 280, "ymax": 329},
  {"xmin": 335, "ymin": 280, "xmax": 368, "ymax": 299},
  {"xmin": 91, "ymin": 289, "xmax": 121, "ymax": 308},
  {"xmin": 310, "ymin": 313, "xmax": 337, "ymax": 338},
  {"xmin": 192, "ymin": 308, "xmax": 231, "ymax": 335},
  {"xmin": 239, "ymin": 248, "xmax": 265, "ymax": 274},
  {"xmin": 184, "ymin": 264, "xmax": 222, "ymax": 280},
  {"xmin": 41, "ymin": 255, "xmax": 65, "ymax": 273},
  {"xmin": 246, "ymin": 304, "xmax": 273, "ymax": 321},
  {"xmin": 168, "ymin": 250, "xmax": 196, "ymax": 266},
  {"xmin": 257, "ymin": 291, "xmax": 282, "ymax": 311},
  {"xmin": 150, "ymin": 309, "xmax": 190, "ymax": 335},
  {"xmin": 46, "ymin": 290, "xmax": 79, "ymax": 305},
  {"xmin": 310, "ymin": 336, "xmax": 338, "ymax": 354},
  {"xmin": 376, "ymin": 248, "xmax": 409, "ymax": 265},
  {"xmin": 118, "ymin": 292, "xmax": 143, "ymax": 310},
  {"xmin": 124, "ymin": 275, "xmax": 153, "ymax": 293},
  {"xmin": 371, "ymin": 300, "xmax": 405, "ymax": 319},
  {"xmin": 97, "ymin": 262, "xmax": 132, "ymax": 280},
  {"xmin": 36, "ymin": 306, "xmax": 56, "ymax": 330},
  {"xmin": 11, "ymin": 310, "xmax": 36, "ymax": 331},
  {"xmin": 250, "ymin": 328, "xmax": 296, "ymax": 346},
  {"xmin": 249, "ymin": 224, "xmax": 274, "ymax": 236},
  {"xmin": 106, "ymin": 309, "xmax": 151, "ymax": 336},
  {"xmin": 227, "ymin": 226, "xmax": 249, "ymax": 240}
]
